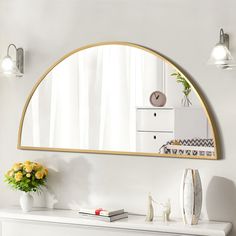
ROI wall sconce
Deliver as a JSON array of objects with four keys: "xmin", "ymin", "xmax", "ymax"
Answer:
[
  {"xmin": 1, "ymin": 44, "xmax": 24, "ymax": 77},
  {"xmin": 208, "ymin": 28, "xmax": 235, "ymax": 70}
]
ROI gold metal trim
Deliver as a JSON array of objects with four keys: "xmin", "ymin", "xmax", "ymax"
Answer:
[{"xmin": 17, "ymin": 41, "xmax": 220, "ymax": 160}]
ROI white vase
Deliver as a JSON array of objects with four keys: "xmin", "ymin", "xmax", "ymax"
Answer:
[
  {"xmin": 20, "ymin": 192, "xmax": 34, "ymax": 212},
  {"xmin": 180, "ymin": 169, "xmax": 202, "ymax": 225}
]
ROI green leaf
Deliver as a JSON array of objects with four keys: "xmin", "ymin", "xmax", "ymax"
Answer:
[{"xmin": 171, "ymin": 71, "xmax": 191, "ymax": 95}]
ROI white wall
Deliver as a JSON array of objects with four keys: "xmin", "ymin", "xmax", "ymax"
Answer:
[{"xmin": 0, "ymin": 0, "xmax": 236, "ymax": 235}]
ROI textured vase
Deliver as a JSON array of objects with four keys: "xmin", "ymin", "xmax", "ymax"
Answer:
[
  {"xmin": 20, "ymin": 192, "xmax": 34, "ymax": 212},
  {"xmin": 180, "ymin": 169, "xmax": 202, "ymax": 225}
]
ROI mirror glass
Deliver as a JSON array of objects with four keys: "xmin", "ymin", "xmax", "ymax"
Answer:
[{"xmin": 19, "ymin": 43, "xmax": 218, "ymax": 159}]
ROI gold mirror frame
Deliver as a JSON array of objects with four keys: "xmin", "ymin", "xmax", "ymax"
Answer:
[{"xmin": 17, "ymin": 42, "xmax": 220, "ymax": 159}]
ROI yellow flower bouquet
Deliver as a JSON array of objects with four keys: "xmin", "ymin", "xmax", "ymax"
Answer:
[{"xmin": 4, "ymin": 161, "xmax": 48, "ymax": 193}]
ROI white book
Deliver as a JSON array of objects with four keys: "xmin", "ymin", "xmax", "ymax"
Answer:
[
  {"xmin": 79, "ymin": 212, "xmax": 128, "ymax": 222},
  {"xmin": 79, "ymin": 208, "xmax": 124, "ymax": 217}
]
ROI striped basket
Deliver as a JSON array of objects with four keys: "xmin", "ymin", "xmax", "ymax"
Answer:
[{"xmin": 159, "ymin": 138, "xmax": 215, "ymax": 157}]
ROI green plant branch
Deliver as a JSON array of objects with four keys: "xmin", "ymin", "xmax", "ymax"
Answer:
[{"xmin": 171, "ymin": 72, "xmax": 191, "ymax": 96}]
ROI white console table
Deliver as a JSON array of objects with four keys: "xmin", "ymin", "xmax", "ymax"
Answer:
[{"xmin": 0, "ymin": 208, "xmax": 232, "ymax": 236}]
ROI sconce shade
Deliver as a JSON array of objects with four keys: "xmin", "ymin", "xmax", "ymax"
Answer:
[
  {"xmin": 1, "ymin": 44, "xmax": 24, "ymax": 77},
  {"xmin": 208, "ymin": 28, "xmax": 235, "ymax": 69},
  {"xmin": 210, "ymin": 44, "xmax": 233, "ymax": 63},
  {"xmin": 1, "ymin": 56, "xmax": 14, "ymax": 71},
  {"xmin": 2, "ymin": 58, "xmax": 22, "ymax": 77},
  {"xmin": 208, "ymin": 44, "xmax": 234, "ymax": 68}
]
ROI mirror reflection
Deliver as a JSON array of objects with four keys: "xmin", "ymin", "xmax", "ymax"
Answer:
[{"xmin": 20, "ymin": 44, "xmax": 216, "ymax": 158}]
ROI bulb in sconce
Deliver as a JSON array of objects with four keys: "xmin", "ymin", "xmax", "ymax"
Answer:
[
  {"xmin": 210, "ymin": 44, "xmax": 232, "ymax": 62},
  {"xmin": 1, "ymin": 56, "xmax": 14, "ymax": 71},
  {"xmin": 1, "ymin": 55, "xmax": 21, "ymax": 76}
]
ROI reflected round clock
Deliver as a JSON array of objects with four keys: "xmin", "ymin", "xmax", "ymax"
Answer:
[{"xmin": 149, "ymin": 91, "xmax": 167, "ymax": 107}]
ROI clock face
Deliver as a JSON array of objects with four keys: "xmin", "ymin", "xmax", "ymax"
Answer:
[{"xmin": 149, "ymin": 91, "xmax": 167, "ymax": 107}]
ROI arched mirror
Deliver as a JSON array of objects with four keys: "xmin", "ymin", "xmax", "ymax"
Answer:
[{"xmin": 18, "ymin": 42, "xmax": 219, "ymax": 159}]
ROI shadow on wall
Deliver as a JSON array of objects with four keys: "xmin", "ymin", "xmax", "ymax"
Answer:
[
  {"xmin": 206, "ymin": 176, "xmax": 236, "ymax": 235},
  {"xmin": 34, "ymin": 155, "xmax": 91, "ymax": 210}
]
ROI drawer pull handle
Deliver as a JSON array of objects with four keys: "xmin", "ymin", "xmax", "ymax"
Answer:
[
  {"xmin": 154, "ymin": 113, "xmax": 157, "ymax": 117},
  {"xmin": 153, "ymin": 135, "xmax": 156, "ymax": 139}
]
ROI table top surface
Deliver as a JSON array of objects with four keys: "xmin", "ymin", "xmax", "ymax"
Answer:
[{"xmin": 0, "ymin": 207, "xmax": 232, "ymax": 236}]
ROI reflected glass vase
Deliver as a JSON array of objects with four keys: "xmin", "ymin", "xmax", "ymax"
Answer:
[
  {"xmin": 20, "ymin": 192, "xmax": 34, "ymax": 212},
  {"xmin": 181, "ymin": 90, "xmax": 192, "ymax": 107}
]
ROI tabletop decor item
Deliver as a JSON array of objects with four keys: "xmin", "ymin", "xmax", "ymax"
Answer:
[
  {"xmin": 162, "ymin": 199, "xmax": 171, "ymax": 222},
  {"xmin": 4, "ymin": 160, "xmax": 48, "ymax": 212},
  {"xmin": 149, "ymin": 91, "xmax": 167, "ymax": 107},
  {"xmin": 180, "ymin": 168, "xmax": 202, "ymax": 225},
  {"xmin": 171, "ymin": 71, "xmax": 192, "ymax": 107},
  {"xmin": 145, "ymin": 193, "xmax": 171, "ymax": 222},
  {"xmin": 79, "ymin": 208, "xmax": 128, "ymax": 222},
  {"xmin": 145, "ymin": 193, "xmax": 154, "ymax": 222}
]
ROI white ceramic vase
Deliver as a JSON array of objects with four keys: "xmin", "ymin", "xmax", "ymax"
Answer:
[
  {"xmin": 180, "ymin": 169, "xmax": 202, "ymax": 225},
  {"xmin": 20, "ymin": 192, "xmax": 34, "ymax": 212}
]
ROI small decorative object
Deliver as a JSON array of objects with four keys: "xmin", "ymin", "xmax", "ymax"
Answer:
[
  {"xmin": 145, "ymin": 193, "xmax": 154, "ymax": 222},
  {"xmin": 79, "ymin": 208, "xmax": 128, "ymax": 222},
  {"xmin": 162, "ymin": 199, "xmax": 171, "ymax": 222},
  {"xmin": 171, "ymin": 71, "xmax": 192, "ymax": 107},
  {"xmin": 4, "ymin": 160, "xmax": 48, "ymax": 212},
  {"xmin": 149, "ymin": 91, "xmax": 167, "ymax": 107},
  {"xmin": 180, "ymin": 169, "xmax": 202, "ymax": 225}
]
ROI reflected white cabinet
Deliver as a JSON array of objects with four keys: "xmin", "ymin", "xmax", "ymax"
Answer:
[{"xmin": 136, "ymin": 107, "xmax": 208, "ymax": 153}]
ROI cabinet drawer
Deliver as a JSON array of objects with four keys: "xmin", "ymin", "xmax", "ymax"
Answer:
[
  {"xmin": 136, "ymin": 131, "xmax": 174, "ymax": 153},
  {"xmin": 137, "ymin": 109, "xmax": 174, "ymax": 132}
]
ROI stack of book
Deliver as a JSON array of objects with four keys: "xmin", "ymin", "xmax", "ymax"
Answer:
[{"xmin": 78, "ymin": 208, "xmax": 128, "ymax": 222}]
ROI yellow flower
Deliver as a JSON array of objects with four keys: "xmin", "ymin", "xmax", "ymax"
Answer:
[
  {"xmin": 43, "ymin": 168, "xmax": 48, "ymax": 176},
  {"xmin": 26, "ymin": 173, "xmax": 31, "ymax": 178},
  {"xmin": 15, "ymin": 172, "xmax": 23, "ymax": 182},
  {"xmin": 35, "ymin": 171, "xmax": 44, "ymax": 180},
  {"xmin": 24, "ymin": 160, "xmax": 31, "ymax": 165},
  {"xmin": 12, "ymin": 163, "xmax": 22, "ymax": 172},
  {"xmin": 24, "ymin": 164, "xmax": 33, "ymax": 173},
  {"xmin": 33, "ymin": 163, "xmax": 42, "ymax": 171},
  {"xmin": 6, "ymin": 170, "xmax": 14, "ymax": 177}
]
